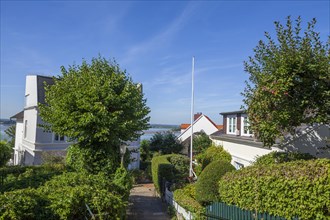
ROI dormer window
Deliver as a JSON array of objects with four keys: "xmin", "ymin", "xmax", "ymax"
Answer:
[
  {"xmin": 227, "ymin": 116, "xmax": 236, "ymax": 134},
  {"xmin": 241, "ymin": 115, "xmax": 253, "ymax": 136}
]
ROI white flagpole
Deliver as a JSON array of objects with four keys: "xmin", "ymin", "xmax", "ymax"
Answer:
[{"xmin": 189, "ymin": 56, "xmax": 195, "ymax": 178}]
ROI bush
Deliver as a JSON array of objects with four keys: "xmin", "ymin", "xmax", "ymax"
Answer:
[
  {"xmin": 173, "ymin": 184, "xmax": 204, "ymax": 218},
  {"xmin": 149, "ymin": 132, "xmax": 183, "ymax": 154},
  {"xmin": 196, "ymin": 160, "xmax": 235, "ymax": 205},
  {"xmin": 193, "ymin": 132, "xmax": 212, "ymax": 154},
  {"xmin": 0, "ymin": 140, "xmax": 13, "ymax": 167},
  {"xmin": 0, "ymin": 188, "xmax": 53, "ymax": 219},
  {"xmin": 167, "ymin": 154, "xmax": 189, "ymax": 190},
  {"xmin": 196, "ymin": 144, "xmax": 231, "ymax": 170},
  {"xmin": 254, "ymin": 151, "xmax": 315, "ymax": 165},
  {"xmin": 40, "ymin": 171, "xmax": 127, "ymax": 219},
  {"xmin": 151, "ymin": 154, "xmax": 189, "ymax": 194},
  {"xmin": 151, "ymin": 155, "xmax": 174, "ymax": 194},
  {"xmin": 219, "ymin": 159, "xmax": 330, "ymax": 219},
  {"xmin": 0, "ymin": 164, "xmax": 65, "ymax": 193}
]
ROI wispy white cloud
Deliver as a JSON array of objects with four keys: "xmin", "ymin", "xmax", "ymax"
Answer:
[{"xmin": 122, "ymin": 2, "xmax": 200, "ymax": 64}]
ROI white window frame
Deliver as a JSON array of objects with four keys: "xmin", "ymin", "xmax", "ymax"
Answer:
[
  {"xmin": 24, "ymin": 120, "xmax": 28, "ymax": 139},
  {"xmin": 241, "ymin": 114, "xmax": 253, "ymax": 136},
  {"xmin": 227, "ymin": 115, "xmax": 236, "ymax": 134},
  {"xmin": 54, "ymin": 133, "xmax": 65, "ymax": 142}
]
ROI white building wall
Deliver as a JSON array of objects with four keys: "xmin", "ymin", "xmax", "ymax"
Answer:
[
  {"xmin": 211, "ymin": 139, "xmax": 281, "ymax": 168},
  {"xmin": 14, "ymin": 120, "xmax": 24, "ymax": 165},
  {"xmin": 178, "ymin": 115, "xmax": 218, "ymax": 142},
  {"xmin": 25, "ymin": 75, "xmax": 38, "ymax": 108},
  {"xmin": 282, "ymin": 124, "xmax": 330, "ymax": 158},
  {"xmin": 23, "ymin": 108, "xmax": 38, "ymax": 147}
]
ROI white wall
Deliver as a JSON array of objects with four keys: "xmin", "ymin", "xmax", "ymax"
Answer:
[
  {"xmin": 25, "ymin": 75, "xmax": 38, "ymax": 108},
  {"xmin": 23, "ymin": 108, "xmax": 38, "ymax": 147},
  {"xmin": 282, "ymin": 124, "xmax": 330, "ymax": 158},
  {"xmin": 14, "ymin": 120, "xmax": 24, "ymax": 165},
  {"xmin": 178, "ymin": 115, "xmax": 218, "ymax": 142},
  {"xmin": 211, "ymin": 139, "xmax": 281, "ymax": 167}
]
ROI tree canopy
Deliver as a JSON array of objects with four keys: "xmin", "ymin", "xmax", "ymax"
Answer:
[
  {"xmin": 39, "ymin": 56, "xmax": 150, "ymax": 173},
  {"xmin": 149, "ymin": 132, "xmax": 183, "ymax": 154},
  {"xmin": 242, "ymin": 16, "xmax": 330, "ymax": 146}
]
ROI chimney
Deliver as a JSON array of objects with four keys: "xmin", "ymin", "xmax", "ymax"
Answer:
[{"xmin": 194, "ymin": 112, "xmax": 202, "ymax": 121}]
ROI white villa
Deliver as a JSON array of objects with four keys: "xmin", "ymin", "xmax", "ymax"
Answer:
[{"xmin": 11, "ymin": 75, "xmax": 140, "ymax": 169}]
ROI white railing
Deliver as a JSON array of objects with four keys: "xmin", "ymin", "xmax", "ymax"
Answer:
[{"xmin": 165, "ymin": 187, "xmax": 194, "ymax": 220}]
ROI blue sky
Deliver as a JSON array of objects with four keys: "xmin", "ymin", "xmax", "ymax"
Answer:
[{"xmin": 1, "ymin": 1, "xmax": 329, "ymax": 125}]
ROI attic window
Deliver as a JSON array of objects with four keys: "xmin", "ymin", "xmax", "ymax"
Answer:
[{"xmin": 228, "ymin": 116, "xmax": 236, "ymax": 134}]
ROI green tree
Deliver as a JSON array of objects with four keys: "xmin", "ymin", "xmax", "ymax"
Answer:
[
  {"xmin": 140, "ymin": 139, "xmax": 151, "ymax": 162},
  {"xmin": 0, "ymin": 140, "xmax": 12, "ymax": 167},
  {"xmin": 193, "ymin": 131, "xmax": 212, "ymax": 154},
  {"xmin": 39, "ymin": 56, "xmax": 150, "ymax": 174},
  {"xmin": 5, "ymin": 125, "xmax": 16, "ymax": 149},
  {"xmin": 149, "ymin": 132, "xmax": 183, "ymax": 154},
  {"xmin": 243, "ymin": 17, "xmax": 330, "ymax": 146}
]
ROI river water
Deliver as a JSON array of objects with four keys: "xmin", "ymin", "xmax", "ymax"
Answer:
[{"xmin": 0, "ymin": 124, "xmax": 179, "ymax": 141}]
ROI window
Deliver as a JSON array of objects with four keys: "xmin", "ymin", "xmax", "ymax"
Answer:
[
  {"xmin": 234, "ymin": 161, "xmax": 244, "ymax": 170},
  {"xmin": 54, "ymin": 134, "xmax": 65, "ymax": 142},
  {"xmin": 228, "ymin": 116, "xmax": 236, "ymax": 134},
  {"xmin": 24, "ymin": 120, "xmax": 28, "ymax": 138},
  {"xmin": 241, "ymin": 116, "xmax": 253, "ymax": 136},
  {"xmin": 25, "ymin": 94, "xmax": 29, "ymax": 107}
]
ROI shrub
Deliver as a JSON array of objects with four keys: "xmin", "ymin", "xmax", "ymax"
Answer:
[
  {"xmin": 173, "ymin": 184, "xmax": 204, "ymax": 218},
  {"xmin": 151, "ymin": 154, "xmax": 190, "ymax": 194},
  {"xmin": 151, "ymin": 155, "xmax": 174, "ymax": 194},
  {"xmin": 167, "ymin": 154, "xmax": 189, "ymax": 190},
  {"xmin": 0, "ymin": 164, "xmax": 65, "ymax": 193},
  {"xmin": 219, "ymin": 159, "xmax": 330, "ymax": 219},
  {"xmin": 196, "ymin": 144, "xmax": 231, "ymax": 170},
  {"xmin": 196, "ymin": 160, "xmax": 235, "ymax": 205},
  {"xmin": 0, "ymin": 188, "xmax": 53, "ymax": 219},
  {"xmin": 40, "ymin": 171, "xmax": 126, "ymax": 219},
  {"xmin": 193, "ymin": 132, "xmax": 212, "ymax": 154},
  {"xmin": 0, "ymin": 140, "xmax": 13, "ymax": 167},
  {"xmin": 149, "ymin": 132, "xmax": 183, "ymax": 154},
  {"xmin": 254, "ymin": 151, "xmax": 315, "ymax": 165}
]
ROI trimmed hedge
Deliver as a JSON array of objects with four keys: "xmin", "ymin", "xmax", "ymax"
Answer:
[
  {"xmin": 195, "ymin": 160, "xmax": 235, "ymax": 205},
  {"xmin": 173, "ymin": 184, "xmax": 204, "ymax": 218},
  {"xmin": 219, "ymin": 159, "xmax": 330, "ymax": 220},
  {"xmin": 152, "ymin": 155, "xmax": 174, "ymax": 194},
  {"xmin": 254, "ymin": 151, "xmax": 315, "ymax": 165},
  {"xmin": 151, "ymin": 154, "xmax": 189, "ymax": 194},
  {"xmin": 196, "ymin": 144, "xmax": 232, "ymax": 170}
]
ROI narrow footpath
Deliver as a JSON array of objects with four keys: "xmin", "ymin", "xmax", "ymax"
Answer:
[{"xmin": 126, "ymin": 183, "xmax": 170, "ymax": 220}]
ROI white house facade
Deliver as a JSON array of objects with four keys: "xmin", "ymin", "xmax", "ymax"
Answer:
[
  {"xmin": 11, "ymin": 75, "xmax": 141, "ymax": 169},
  {"xmin": 11, "ymin": 75, "xmax": 70, "ymax": 165},
  {"xmin": 210, "ymin": 110, "xmax": 330, "ymax": 169},
  {"xmin": 177, "ymin": 113, "xmax": 222, "ymax": 155}
]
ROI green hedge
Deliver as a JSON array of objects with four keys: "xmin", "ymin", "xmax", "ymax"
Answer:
[
  {"xmin": 151, "ymin": 155, "xmax": 174, "ymax": 194},
  {"xmin": 0, "ymin": 164, "xmax": 66, "ymax": 193},
  {"xmin": 219, "ymin": 159, "xmax": 330, "ymax": 220},
  {"xmin": 196, "ymin": 144, "xmax": 232, "ymax": 170},
  {"xmin": 195, "ymin": 160, "xmax": 235, "ymax": 205},
  {"xmin": 254, "ymin": 151, "xmax": 315, "ymax": 165},
  {"xmin": 0, "ymin": 188, "xmax": 53, "ymax": 219},
  {"xmin": 0, "ymin": 168, "xmax": 130, "ymax": 220},
  {"xmin": 173, "ymin": 184, "xmax": 204, "ymax": 218},
  {"xmin": 151, "ymin": 154, "xmax": 189, "ymax": 194}
]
